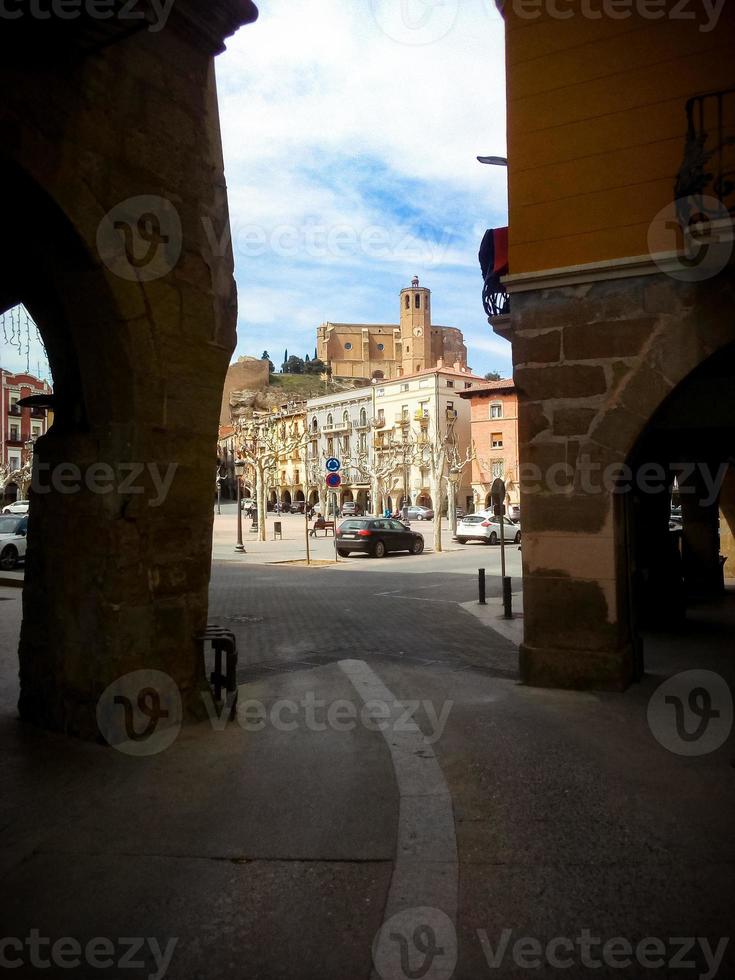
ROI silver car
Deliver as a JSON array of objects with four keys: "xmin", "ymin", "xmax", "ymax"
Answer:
[{"xmin": 456, "ymin": 514, "xmax": 521, "ymax": 545}]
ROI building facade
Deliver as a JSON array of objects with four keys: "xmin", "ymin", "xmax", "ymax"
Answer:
[
  {"xmin": 317, "ymin": 277, "xmax": 468, "ymax": 381},
  {"xmin": 371, "ymin": 365, "xmax": 484, "ymax": 514},
  {"xmin": 304, "ymin": 388, "xmax": 375, "ymax": 513},
  {"xmin": 1, "ymin": 370, "xmax": 52, "ymax": 499},
  {"xmin": 493, "ymin": 3, "xmax": 735, "ymax": 690},
  {"xmin": 459, "ymin": 379, "xmax": 519, "ymax": 511}
]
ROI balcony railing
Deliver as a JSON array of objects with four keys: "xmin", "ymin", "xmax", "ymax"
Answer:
[
  {"xmin": 8, "ymin": 406, "xmax": 21, "ymax": 417},
  {"xmin": 479, "ymin": 226, "xmax": 509, "ymax": 319},
  {"xmin": 323, "ymin": 421, "xmax": 352, "ymax": 434},
  {"xmin": 675, "ymin": 87, "xmax": 735, "ymax": 227}
]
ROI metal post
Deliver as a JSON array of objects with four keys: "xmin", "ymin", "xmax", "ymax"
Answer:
[
  {"xmin": 499, "ymin": 509, "xmax": 512, "ymax": 618},
  {"xmin": 333, "ymin": 490, "xmax": 339, "ymax": 562},
  {"xmin": 478, "ymin": 567, "xmax": 486, "ymax": 605},
  {"xmin": 503, "ymin": 575, "xmax": 513, "ymax": 619},
  {"xmin": 216, "ymin": 479, "xmax": 221, "ymax": 516},
  {"xmin": 305, "ymin": 505, "xmax": 310, "ymax": 566},
  {"xmin": 235, "ymin": 475, "xmax": 245, "ymax": 553}
]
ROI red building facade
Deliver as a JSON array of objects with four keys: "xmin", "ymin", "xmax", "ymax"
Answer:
[{"xmin": 1, "ymin": 370, "xmax": 52, "ymax": 496}]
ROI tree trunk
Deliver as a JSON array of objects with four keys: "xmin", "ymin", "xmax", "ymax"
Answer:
[
  {"xmin": 256, "ymin": 465, "xmax": 267, "ymax": 542},
  {"xmin": 447, "ymin": 488, "xmax": 457, "ymax": 539}
]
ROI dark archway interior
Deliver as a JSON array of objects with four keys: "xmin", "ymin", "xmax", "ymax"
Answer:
[{"xmin": 626, "ymin": 342, "xmax": 735, "ymax": 681}]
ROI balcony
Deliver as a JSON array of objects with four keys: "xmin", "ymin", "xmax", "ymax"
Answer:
[
  {"xmin": 322, "ymin": 421, "xmax": 352, "ymax": 434},
  {"xmin": 675, "ymin": 87, "xmax": 735, "ymax": 229},
  {"xmin": 8, "ymin": 405, "xmax": 21, "ymax": 417},
  {"xmin": 394, "ymin": 413, "xmax": 410, "ymax": 426},
  {"xmin": 479, "ymin": 226, "xmax": 509, "ymax": 320},
  {"xmin": 373, "ymin": 415, "xmax": 386, "ymax": 428},
  {"xmin": 414, "ymin": 409, "xmax": 430, "ymax": 426}
]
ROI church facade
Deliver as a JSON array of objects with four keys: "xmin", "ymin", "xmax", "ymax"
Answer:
[{"xmin": 316, "ymin": 278, "xmax": 468, "ymax": 381}]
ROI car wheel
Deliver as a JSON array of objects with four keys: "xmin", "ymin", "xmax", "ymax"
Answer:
[
  {"xmin": 457, "ymin": 537, "xmax": 467, "ymax": 544},
  {"xmin": 337, "ymin": 549, "xmax": 350, "ymax": 557},
  {"xmin": 411, "ymin": 538, "xmax": 424, "ymax": 555},
  {"xmin": 514, "ymin": 531, "xmax": 521, "ymax": 544},
  {"xmin": 372, "ymin": 540, "xmax": 386, "ymax": 559},
  {"xmin": 0, "ymin": 546, "xmax": 18, "ymax": 571},
  {"xmin": 489, "ymin": 532, "xmax": 498, "ymax": 545}
]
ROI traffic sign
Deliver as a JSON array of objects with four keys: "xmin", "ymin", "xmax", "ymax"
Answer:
[
  {"xmin": 490, "ymin": 477, "xmax": 506, "ymax": 506},
  {"xmin": 326, "ymin": 473, "xmax": 342, "ymax": 489},
  {"xmin": 325, "ymin": 457, "xmax": 341, "ymax": 472}
]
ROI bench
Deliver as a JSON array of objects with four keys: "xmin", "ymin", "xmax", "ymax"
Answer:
[{"xmin": 309, "ymin": 520, "xmax": 335, "ymax": 537}]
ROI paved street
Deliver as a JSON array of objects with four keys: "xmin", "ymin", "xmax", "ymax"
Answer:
[{"xmin": 0, "ymin": 546, "xmax": 733, "ymax": 979}]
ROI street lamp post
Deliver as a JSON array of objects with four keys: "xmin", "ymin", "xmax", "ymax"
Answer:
[{"xmin": 234, "ymin": 458, "xmax": 246, "ymax": 553}]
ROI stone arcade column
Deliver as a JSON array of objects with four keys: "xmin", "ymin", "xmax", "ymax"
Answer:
[
  {"xmin": 719, "ymin": 466, "xmax": 735, "ymax": 580},
  {"xmin": 3, "ymin": 3, "xmax": 257, "ymax": 737}
]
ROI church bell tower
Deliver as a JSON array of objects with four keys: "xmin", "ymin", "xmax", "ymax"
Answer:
[{"xmin": 400, "ymin": 276, "xmax": 432, "ymax": 375}]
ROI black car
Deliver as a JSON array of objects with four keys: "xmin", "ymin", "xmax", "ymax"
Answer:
[{"xmin": 336, "ymin": 518, "xmax": 425, "ymax": 558}]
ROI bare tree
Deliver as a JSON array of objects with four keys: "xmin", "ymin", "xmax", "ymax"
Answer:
[{"xmin": 235, "ymin": 414, "xmax": 309, "ymax": 541}]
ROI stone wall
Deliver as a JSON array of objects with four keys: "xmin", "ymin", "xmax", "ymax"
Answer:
[
  {"xmin": 1, "ymin": 9, "xmax": 253, "ymax": 736},
  {"xmin": 510, "ymin": 268, "xmax": 735, "ymax": 689}
]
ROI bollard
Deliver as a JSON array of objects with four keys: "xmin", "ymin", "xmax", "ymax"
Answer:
[
  {"xmin": 478, "ymin": 568, "xmax": 486, "ymax": 605},
  {"xmin": 502, "ymin": 576, "xmax": 512, "ymax": 619}
]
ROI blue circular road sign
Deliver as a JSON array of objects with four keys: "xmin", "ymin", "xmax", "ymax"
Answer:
[{"xmin": 325, "ymin": 457, "xmax": 341, "ymax": 472}]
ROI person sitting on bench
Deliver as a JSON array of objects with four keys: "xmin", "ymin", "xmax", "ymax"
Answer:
[{"xmin": 309, "ymin": 514, "xmax": 326, "ymax": 536}]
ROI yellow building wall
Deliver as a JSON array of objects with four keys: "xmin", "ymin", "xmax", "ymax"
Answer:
[{"xmin": 504, "ymin": 5, "xmax": 735, "ymax": 275}]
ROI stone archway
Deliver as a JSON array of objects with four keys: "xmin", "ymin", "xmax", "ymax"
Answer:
[
  {"xmin": 282, "ymin": 490, "xmax": 292, "ymax": 507},
  {"xmin": 514, "ymin": 271, "xmax": 735, "ymax": 691},
  {"xmin": 1, "ymin": 8, "xmax": 251, "ymax": 735}
]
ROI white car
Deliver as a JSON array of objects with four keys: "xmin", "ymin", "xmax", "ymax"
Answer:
[
  {"xmin": 456, "ymin": 513, "xmax": 521, "ymax": 545},
  {"xmin": 2, "ymin": 500, "xmax": 29, "ymax": 515},
  {"xmin": 0, "ymin": 514, "xmax": 28, "ymax": 570}
]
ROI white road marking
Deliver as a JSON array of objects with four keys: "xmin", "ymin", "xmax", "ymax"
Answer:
[{"xmin": 338, "ymin": 659, "xmax": 458, "ymax": 977}]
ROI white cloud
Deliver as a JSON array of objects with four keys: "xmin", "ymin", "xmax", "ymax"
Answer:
[{"xmin": 215, "ymin": 0, "xmax": 511, "ymax": 376}]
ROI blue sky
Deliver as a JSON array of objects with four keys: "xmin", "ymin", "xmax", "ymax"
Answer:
[
  {"xmin": 216, "ymin": 0, "xmax": 511, "ymax": 376},
  {"xmin": 1, "ymin": 0, "xmax": 511, "ymax": 381}
]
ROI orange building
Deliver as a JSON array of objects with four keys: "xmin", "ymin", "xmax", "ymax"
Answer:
[
  {"xmin": 492, "ymin": 2, "xmax": 735, "ymax": 690},
  {"xmin": 460, "ymin": 379, "xmax": 519, "ymax": 510}
]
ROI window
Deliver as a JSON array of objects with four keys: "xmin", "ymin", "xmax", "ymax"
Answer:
[
  {"xmin": 491, "ymin": 433, "xmax": 503, "ymax": 449},
  {"xmin": 344, "ymin": 342, "xmax": 352, "ymax": 350},
  {"xmin": 491, "ymin": 460, "xmax": 504, "ymax": 479},
  {"xmin": 327, "ymin": 437, "xmax": 334, "ymax": 455},
  {"xmin": 342, "ymin": 435, "xmax": 349, "ymax": 454},
  {"xmin": 415, "ymin": 294, "xmax": 420, "ymax": 308},
  {"xmin": 446, "ymin": 401, "xmax": 454, "ymax": 410},
  {"xmin": 376, "ymin": 388, "xmax": 385, "ymax": 396},
  {"xmin": 401, "ymin": 405, "xmax": 409, "ymax": 419},
  {"xmin": 405, "ymin": 295, "xmax": 410, "ymax": 309},
  {"xmin": 31, "ymin": 424, "xmax": 41, "ymax": 439},
  {"xmin": 326, "ymin": 413, "xmax": 333, "ymax": 427},
  {"xmin": 377, "ymin": 409, "xmax": 385, "ymax": 424},
  {"xmin": 400, "ymin": 383, "xmax": 409, "ymax": 392},
  {"xmin": 343, "ymin": 410, "xmax": 350, "ymax": 425},
  {"xmin": 294, "ymin": 470, "xmax": 299, "ymax": 484},
  {"xmin": 490, "ymin": 402, "xmax": 503, "ymax": 419},
  {"xmin": 446, "ymin": 380, "xmax": 454, "ymax": 388},
  {"xmin": 377, "ymin": 343, "xmax": 384, "ymax": 351},
  {"xmin": 9, "ymin": 425, "xmax": 19, "ymax": 441},
  {"xmin": 359, "ymin": 408, "xmax": 367, "ymax": 426},
  {"xmin": 9, "ymin": 454, "xmax": 20, "ymax": 471}
]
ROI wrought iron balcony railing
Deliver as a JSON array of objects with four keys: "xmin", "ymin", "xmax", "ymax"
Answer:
[
  {"xmin": 479, "ymin": 226, "xmax": 509, "ymax": 319},
  {"xmin": 675, "ymin": 87, "xmax": 735, "ymax": 228}
]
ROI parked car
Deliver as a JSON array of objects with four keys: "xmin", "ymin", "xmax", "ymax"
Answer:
[
  {"xmin": 405, "ymin": 505, "xmax": 434, "ymax": 521},
  {"xmin": 2, "ymin": 500, "xmax": 29, "ymax": 515},
  {"xmin": 0, "ymin": 514, "xmax": 28, "ymax": 570},
  {"xmin": 456, "ymin": 514, "xmax": 521, "ymax": 545},
  {"xmin": 508, "ymin": 504, "xmax": 521, "ymax": 523},
  {"xmin": 290, "ymin": 501, "xmax": 306, "ymax": 514},
  {"xmin": 336, "ymin": 517, "xmax": 425, "ymax": 558},
  {"xmin": 340, "ymin": 501, "xmax": 362, "ymax": 517}
]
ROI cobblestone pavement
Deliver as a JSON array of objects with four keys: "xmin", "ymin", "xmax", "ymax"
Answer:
[{"xmin": 208, "ymin": 554, "xmax": 522, "ymax": 680}]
